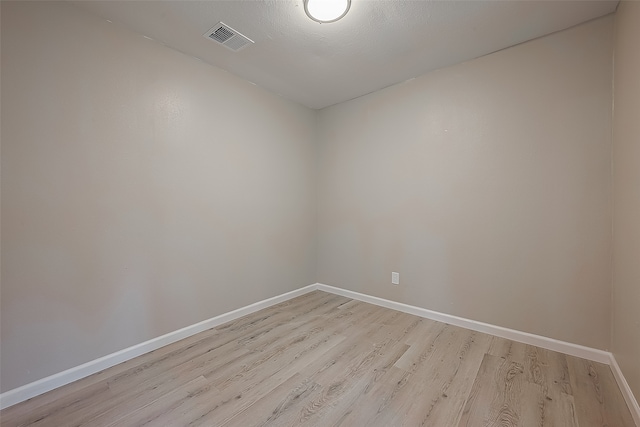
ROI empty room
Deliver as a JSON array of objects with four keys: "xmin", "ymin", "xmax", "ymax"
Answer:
[{"xmin": 1, "ymin": 0, "xmax": 639, "ymax": 425}]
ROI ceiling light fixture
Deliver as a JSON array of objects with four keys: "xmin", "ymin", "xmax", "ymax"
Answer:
[{"xmin": 304, "ymin": 0, "xmax": 351, "ymax": 23}]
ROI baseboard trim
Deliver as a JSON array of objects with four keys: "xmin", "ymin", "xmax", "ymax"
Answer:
[
  {"xmin": 315, "ymin": 283, "xmax": 611, "ymax": 364},
  {"xmin": 4, "ymin": 282, "xmax": 638, "ymax": 424},
  {"xmin": 610, "ymin": 354, "xmax": 640, "ymax": 426},
  {"xmin": 0, "ymin": 284, "xmax": 317, "ymax": 410},
  {"xmin": 316, "ymin": 283, "xmax": 640, "ymax": 425}
]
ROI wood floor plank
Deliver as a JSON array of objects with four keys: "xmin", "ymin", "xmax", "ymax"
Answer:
[
  {"xmin": 458, "ymin": 353, "xmax": 545, "ymax": 427},
  {"xmin": 157, "ymin": 334, "xmax": 349, "ymax": 426},
  {"xmin": 567, "ymin": 355, "xmax": 636, "ymax": 427},
  {"xmin": 13, "ymin": 339, "xmax": 253, "ymax": 427},
  {"xmin": 330, "ymin": 365, "xmax": 411, "ymax": 427},
  {"xmin": 524, "ymin": 345, "xmax": 574, "ymax": 398},
  {"xmin": 0, "ymin": 381, "xmax": 113, "ymax": 427},
  {"xmin": 362, "ymin": 311, "xmax": 426, "ymax": 346},
  {"xmin": 204, "ymin": 300, "xmax": 384, "ymax": 392},
  {"xmin": 342, "ymin": 328, "xmax": 491, "ymax": 427},
  {"xmin": 1, "ymin": 291, "xmax": 635, "ymax": 427},
  {"xmin": 486, "ymin": 336, "xmax": 528, "ymax": 362},
  {"xmin": 104, "ymin": 376, "xmax": 212, "ymax": 427},
  {"xmin": 394, "ymin": 330, "xmax": 492, "ymax": 426},
  {"xmin": 293, "ymin": 339, "xmax": 411, "ymax": 426},
  {"xmin": 207, "ymin": 327, "xmax": 347, "ymax": 391},
  {"xmin": 220, "ymin": 374, "xmax": 323, "ymax": 427},
  {"xmin": 544, "ymin": 388, "xmax": 579, "ymax": 427}
]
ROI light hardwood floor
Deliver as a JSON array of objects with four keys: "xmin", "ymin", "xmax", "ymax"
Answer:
[{"xmin": 0, "ymin": 291, "xmax": 635, "ymax": 426}]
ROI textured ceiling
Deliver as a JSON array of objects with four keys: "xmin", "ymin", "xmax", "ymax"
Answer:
[{"xmin": 71, "ymin": 0, "xmax": 618, "ymax": 109}]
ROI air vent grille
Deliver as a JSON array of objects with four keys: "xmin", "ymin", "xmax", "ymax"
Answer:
[
  {"xmin": 203, "ymin": 22, "xmax": 254, "ymax": 52},
  {"xmin": 210, "ymin": 26, "xmax": 234, "ymax": 43}
]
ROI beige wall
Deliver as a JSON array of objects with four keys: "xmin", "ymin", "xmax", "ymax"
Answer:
[
  {"xmin": 0, "ymin": 0, "xmax": 629, "ymax": 398},
  {"xmin": 0, "ymin": 1, "xmax": 317, "ymax": 392},
  {"xmin": 612, "ymin": 1, "xmax": 640, "ymax": 401},
  {"xmin": 317, "ymin": 17, "xmax": 614, "ymax": 350}
]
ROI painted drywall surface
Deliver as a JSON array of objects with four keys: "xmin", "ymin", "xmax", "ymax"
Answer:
[
  {"xmin": 317, "ymin": 17, "xmax": 614, "ymax": 350},
  {"xmin": 612, "ymin": 1, "xmax": 640, "ymax": 401},
  {"xmin": 70, "ymin": 1, "xmax": 617, "ymax": 110},
  {"xmin": 0, "ymin": 1, "xmax": 317, "ymax": 392}
]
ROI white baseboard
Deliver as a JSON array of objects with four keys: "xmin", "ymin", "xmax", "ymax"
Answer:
[
  {"xmin": 0, "ymin": 284, "xmax": 317, "ymax": 410},
  {"xmin": 316, "ymin": 283, "xmax": 640, "ymax": 425},
  {"xmin": 610, "ymin": 354, "xmax": 640, "ymax": 426},
  {"xmin": 315, "ymin": 283, "xmax": 611, "ymax": 363},
  {"xmin": 3, "ymin": 282, "xmax": 638, "ymax": 425}
]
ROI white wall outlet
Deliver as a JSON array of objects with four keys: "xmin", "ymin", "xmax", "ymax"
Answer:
[{"xmin": 392, "ymin": 272, "xmax": 400, "ymax": 285}]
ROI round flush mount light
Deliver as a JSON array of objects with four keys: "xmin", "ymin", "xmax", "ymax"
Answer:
[{"xmin": 304, "ymin": 0, "xmax": 351, "ymax": 23}]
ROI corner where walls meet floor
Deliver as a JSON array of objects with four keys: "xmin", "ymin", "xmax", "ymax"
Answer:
[{"xmin": 1, "ymin": 283, "xmax": 638, "ymax": 426}]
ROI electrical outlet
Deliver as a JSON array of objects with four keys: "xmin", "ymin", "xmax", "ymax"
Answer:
[{"xmin": 392, "ymin": 272, "xmax": 399, "ymax": 285}]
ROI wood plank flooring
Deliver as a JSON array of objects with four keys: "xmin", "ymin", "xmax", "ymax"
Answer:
[{"xmin": 0, "ymin": 291, "xmax": 635, "ymax": 426}]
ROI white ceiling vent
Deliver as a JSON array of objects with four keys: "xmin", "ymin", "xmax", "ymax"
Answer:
[{"xmin": 203, "ymin": 22, "xmax": 254, "ymax": 52}]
